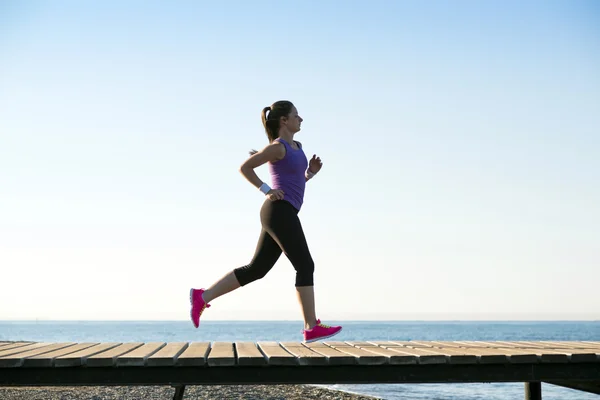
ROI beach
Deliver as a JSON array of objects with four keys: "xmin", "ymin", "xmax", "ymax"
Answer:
[{"xmin": 0, "ymin": 385, "xmax": 381, "ymax": 399}]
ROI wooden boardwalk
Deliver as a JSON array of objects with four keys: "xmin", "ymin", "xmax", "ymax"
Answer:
[{"xmin": 1, "ymin": 340, "xmax": 599, "ymax": 399}]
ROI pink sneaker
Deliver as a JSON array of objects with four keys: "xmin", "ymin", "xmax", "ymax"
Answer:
[
  {"xmin": 189, "ymin": 288, "xmax": 210, "ymax": 328},
  {"xmin": 302, "ymin": 319, "xmax": 342, "ymax": 343}
]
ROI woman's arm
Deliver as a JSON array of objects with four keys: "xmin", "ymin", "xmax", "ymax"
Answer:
[
  {"xmin": 239, "ymin": 142, "xmax": 285, "ymax": 189},
  {"xmin": 305, "ymin": 154, "xmax": 322, "ymax": 182}
]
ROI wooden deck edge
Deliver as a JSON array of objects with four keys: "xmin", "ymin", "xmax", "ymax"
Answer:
[{"xmin": 1, "ymin": 363, "xmax": 599, "ymax": 386}]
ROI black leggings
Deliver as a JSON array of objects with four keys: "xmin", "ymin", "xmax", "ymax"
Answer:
[{"xmin": 234, "ymin": 199, "xmax": 315, "ymax": 287}]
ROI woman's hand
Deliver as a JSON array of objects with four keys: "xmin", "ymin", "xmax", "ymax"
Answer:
[
  {"xmin": 266, "ymin": 189, "xmax": 285, "ymax": 201},
  {"xmin": 309, "ymin": 154, "xmax": 322, "ymax": 174}
]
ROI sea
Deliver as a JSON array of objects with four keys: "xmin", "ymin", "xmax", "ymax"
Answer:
[{"xmin": 1, "ymin": 321, "xmax": 599, "ymax": 400}]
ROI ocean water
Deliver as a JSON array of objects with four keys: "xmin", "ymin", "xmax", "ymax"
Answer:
[{"xmin": 1, "ymin": 321, "xmax": 599, "ymax": 400}]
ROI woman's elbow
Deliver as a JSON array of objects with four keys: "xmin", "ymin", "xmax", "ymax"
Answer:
[{"xmin": 239, "ymin": 164, "xmax": 252, "ymax": 175}]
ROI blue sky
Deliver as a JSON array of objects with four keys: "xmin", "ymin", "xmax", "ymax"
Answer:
[{"xmin": 1, "ymin": 0, "xmax": 599, "ymax": 321}]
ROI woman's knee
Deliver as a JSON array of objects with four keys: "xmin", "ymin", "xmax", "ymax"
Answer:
[
  {"xmin": 295, "ymin": 258, "xmax": 315, "ymax": 286},
  {"xmin": 234, "ymin": 264, "xmax": 270, "ymax": 286}
]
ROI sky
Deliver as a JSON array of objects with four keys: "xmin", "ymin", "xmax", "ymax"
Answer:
[{"xmin": 1, "ymin": 0, "xmax": 599, "ymax": 321}]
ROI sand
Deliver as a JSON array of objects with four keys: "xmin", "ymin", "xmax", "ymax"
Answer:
[{"xmin": 0, "ymin": 384, "xmax": 382, "ymax": 399}]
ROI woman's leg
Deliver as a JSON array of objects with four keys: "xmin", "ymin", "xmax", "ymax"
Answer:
[
  {"xmin": 296, "ymin": 286, "xmax": 317, "ymax": 330},
  {"xmin": 204, "ymin": 228, "xmax": 283, "ymax": 303},
  {"xmin": 261, "ymin": 200, "xmax": 318, "ymax": 329},
  {"xmin": 201, "ymin": 271, "xmax": 240, "ymax": 304},
  {"xmin": 190, "ymin": 218, "xmax": 283, "ymax": 328}
]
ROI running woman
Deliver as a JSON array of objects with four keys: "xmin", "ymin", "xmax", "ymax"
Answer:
[{"xmin": 189, "ymin": 100, "xmax": 342, "ymax": 343}]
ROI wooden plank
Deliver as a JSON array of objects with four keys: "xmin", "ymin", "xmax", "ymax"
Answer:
[
  {"xmin": 86, "ymin": 343, "xmax": 144, "ymax": 367},
  {"xmin": 491, "ymin": 348, "xmax": 540, "ymax": 364},
  {"xmin": 519, "ymin": 348, "xmax": 569, "ymax": 363},
  {"xmin": 116, "ymin": 342, "xmax": 165, "ymax": 367},
  {"xmin": 540, "ymin": 341, "xmax": 600, "ymax": 349},
  {"xmin": 207, "ymin": 342, "xmax": 235, "ymax": 367},
  {"xmin": 571, "ymin": 342, "xmax": 600, "ymax": 349},
  {"xmin": 461, "ymin": 341, "xmax": 575, "ymax": 362},
  {"xmin": 376, "ymin": 343, "xmax": 477, "ymax": 364},
  {"xmin": 452, "ymin": 342, "xmax": 600, "ymax": 363},
  {"xmin": 559, "ymin": 349, "xmax": 600, "ymax": 363},
  {"xmin": 466, "ymin": 341, "xmax": 577, "ymax": 361},
  {"xmin": 23, "ymin": 343, "xmax": 98, "ymax": 367},
  {"xmin": 534, "ymin": 341, "xmax": 585, "ymax": 349},
  {"xmin": 235, "ymin": 342, "xmax": 267, "ymax": 366},
  {"xmin": 492, "ymin": 341, "xmax": 544, "ymax": 349},
  {"xmin": 280, "ymin": 342, "xmax": 328, "ymax": 366},
  {"xmin": 367, "ymin": 341, "xmax": 408, "ymax": 347},
  {"xmin": 146, "ymin": 342, "xmax": 188, "ymax": 367},
  {"xmin": 375, "ymin": 343, "xmax": 448, "ymax": 364},
  {"xmin": 302, "ymin": 342, "xmax": 356, "ymax": 365},
  {"xmin": 0, "ymin": 342, "xmax": 40, "ymax": 356},
  {"xmin": 0, "ymin": 343, "xmax": 76, "ymax": 368},
  {"xmin": 466, "ymin": 341, "xmax": 544, "ymax": 350},
  {"xmin": 323, "ymin": 341, "xmax": 350, "ymax": 347},
  {"xmin": 522, "ymin": 348, "xmax": 599, "ymax": 363},
  {"xmin": 453, "ymin": 341, "xmax": 500, "ymax": 348},
  {"xmin": 455, "ymin": 341, "xmax": 507, "ymax": 348},
  {"xmin": 323, "ymin": 342, "xmax": 387, "ymax": 365},
  {"xmin": 481, "ymin": 347, "xmax": 569, "ymax": 363},
  {"xmin": 175, "ymin": 342, "xmax": 210, "ymax": 367},
  {"xmin": 256, "ymin": 342, "xmax": 296, "ymax": 366},
  {"xmin": 514, "ymin": 341, "xmax": 561, "ymax": 349},
  {"xmin": 400, "ymin": 341, "xmax": 438, "ymax": 348},
  {"xmin": 458, "ymin": 341, "xmax": 525, "ymax": 348},
  {"xmin": 425, "ymin": 341, "xmax": 466, "ymax": 348},
  {"xmin": 54, "ymin": 343, "xmax": 122, "ymax": 367},
  {"xmin": 347, "ymin": 342, "xmax": 418, "ymax": 365},
  {"xmin": 468, "ymin": 347, "xmax": 540, "ymax": 364},
  {"xmin": 371, "ymin": 340, "xmax": 431, "ymax": 348},
  {"xmin": 414, "ymin": 347, "xmax": 479, "ymax": 364},
  {"xmin": 399, "ymin": 345, "xmax": 533, "ymax": 364},
  {"xmin": 448, "ymin": 347, "xmax": 510, "ymax": 364},
  {"xmin": 344, "ymin": 341, "xmax": 379, "ymax": 347}
]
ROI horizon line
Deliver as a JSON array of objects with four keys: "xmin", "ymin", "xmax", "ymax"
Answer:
[{"xmin": 2, "ymin": 319, "xmax": 599, "ymax": 323}]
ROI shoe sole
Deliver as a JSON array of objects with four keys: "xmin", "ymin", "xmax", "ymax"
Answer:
[
  {"xmin": 303, "ymin": 327, "xmax": 342, "ymax": 343},
  {"xmin": 189, "ymin": 288, "xmax": 198, "ymax": 328}
]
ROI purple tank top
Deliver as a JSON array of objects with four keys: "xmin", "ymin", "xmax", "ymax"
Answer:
[{"xmin": 268, "ymin": 138, "xmax": 308, "ymax": 211}]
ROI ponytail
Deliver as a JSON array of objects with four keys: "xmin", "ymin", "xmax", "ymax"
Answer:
[{"xmin": 249, "ymin": 101, "xmax": 294, "ymax": 156}]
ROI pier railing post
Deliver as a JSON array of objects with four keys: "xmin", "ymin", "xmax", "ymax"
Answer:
[
  {"xmin": 525, "ymin": 382, "xmax": 542, "ymax": 400},
  {"xmin": 172, "ymin": 385, "xmax": 186, "ymax": 400}
]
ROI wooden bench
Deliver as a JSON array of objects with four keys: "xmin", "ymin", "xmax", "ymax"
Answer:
[{"xmin": 1, "ymin": 340, "xmax": 599, "ymax": 399}]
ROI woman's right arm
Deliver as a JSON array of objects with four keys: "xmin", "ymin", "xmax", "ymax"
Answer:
[{"xmin": 239, "ymin": 142, "xmax": 285, "ymax": 189}]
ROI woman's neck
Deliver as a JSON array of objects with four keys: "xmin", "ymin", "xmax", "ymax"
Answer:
[{"xmin": 278, "ymin": 131, "xmax": 294, "ymax": 144}]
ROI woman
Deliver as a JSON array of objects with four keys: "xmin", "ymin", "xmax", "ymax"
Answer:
[{"xmin": 190, "ymin": 100, "xmax": 342, "ymax": 343}]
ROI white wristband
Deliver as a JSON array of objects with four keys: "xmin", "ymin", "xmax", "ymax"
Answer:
[
  {"xmin": 305, "ymin": 169, "xmax": 316, "ymax": 180},
  {"xmin": 258, "ymin": 182, "xmax": 271, "ymax": 194}
]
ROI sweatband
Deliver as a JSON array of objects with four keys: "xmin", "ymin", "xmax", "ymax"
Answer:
[{"xmin": 259, "ymin": 182, "xmax": 271, "ymax": 194}]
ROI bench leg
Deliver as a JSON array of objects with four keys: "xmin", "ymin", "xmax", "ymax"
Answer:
[
  {"xmin": 173, "ymin": 385, "xmax": 186, "ymax": 400},
  {"xmin": 525, "ymin": 382, "xmax": 542, "ymax": 400}
]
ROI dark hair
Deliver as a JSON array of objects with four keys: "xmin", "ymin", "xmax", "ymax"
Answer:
[
  {"xmin": 249, "ymin": 100, "xmax": 294, "ymax": 155},
  {"xmin": 262, "ymin": 100, "xmax": 294, "ymax": 141}
]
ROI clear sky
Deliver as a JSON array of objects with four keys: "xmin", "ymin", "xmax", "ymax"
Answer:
[{"xmin": 1, "ymin": 0, "xmax": 599, "ymax": 321}]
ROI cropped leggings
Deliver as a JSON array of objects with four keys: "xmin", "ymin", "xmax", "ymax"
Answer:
[{"xmin": 234, "ymin": 199, "xmax": 315, "ymax": 287}]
